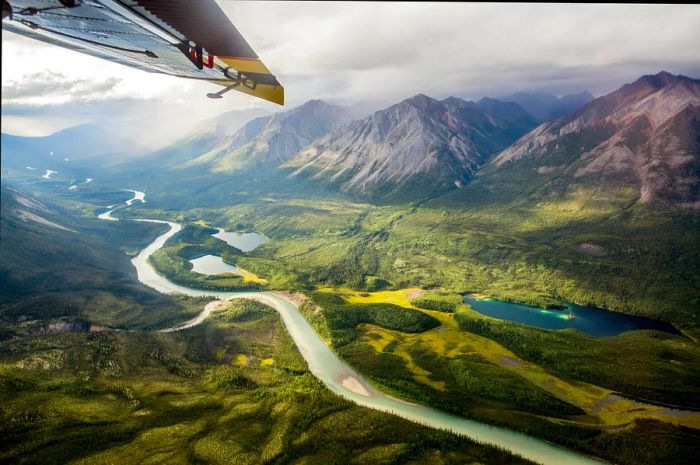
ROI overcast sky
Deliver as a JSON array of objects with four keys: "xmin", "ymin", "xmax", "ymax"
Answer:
[{"xmin": 2, "ymin": 2, "xmax": 700, "ymax": 148}]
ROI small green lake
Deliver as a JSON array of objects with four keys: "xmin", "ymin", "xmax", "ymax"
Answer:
[{"xmin": 463, "ymin": 296, "xmax": 681, "ymax": 337}]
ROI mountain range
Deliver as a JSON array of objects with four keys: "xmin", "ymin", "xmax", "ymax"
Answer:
[
  {"xmin": 3, "ymin": 71, "xmax": 696, "ymax": 207},
  {"xmin": 492, "ymin": 72, "xmax": 700, "ymax": 206},
  {"xmin": 499, "ymin": 91, "xmax": 596, "ymax": 122},
  {"xmin": 284, "ymin": 94, "xmax": 538, "ymax": 199},
  {"xmin": 0, "ymin": 123, "xmax": 140, "ymax": 178}
]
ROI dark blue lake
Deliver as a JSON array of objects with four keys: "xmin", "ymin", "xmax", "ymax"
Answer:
[{"xmin": 462, "ymin": 296, "xmax": 682, "ymax": 337}]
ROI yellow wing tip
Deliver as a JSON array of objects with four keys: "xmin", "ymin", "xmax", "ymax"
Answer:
[
  {"xmin": 268, "ymin": 85, "xmax": 284, "ymax": 106},
  {"xmin": 216, "ymin": 57, "xmax": 284, "ymax": 105},
  {"xmin": 277, "ymin": 87, "xmax": 285, "ymax": 106},
  {"xmin": 236, "ymin": 82, "xmax": 285, "ymax": 106}
]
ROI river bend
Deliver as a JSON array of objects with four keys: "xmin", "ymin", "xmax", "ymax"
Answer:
[{"xmin": 99, "ymin": 192, "xmax": 606, "ymax": 465}]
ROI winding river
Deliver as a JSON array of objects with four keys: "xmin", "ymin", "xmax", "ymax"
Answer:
[{"xmin": 99, "ymin": 191, "xmax": 606, "ymax": 465}]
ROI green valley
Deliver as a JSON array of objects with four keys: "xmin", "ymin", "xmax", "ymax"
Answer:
[{"xmin": 2, "ymin": 299, "xmax": 531, "ymax": 465}]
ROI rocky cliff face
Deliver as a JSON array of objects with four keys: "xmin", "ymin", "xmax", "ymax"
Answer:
[
  {"xmin": 286, "ymin": 94, "xmax": 536, "ymax": 200},
  {"xmin": 493, "ymin": 72, "xmax": 700, "ymax": 206}
]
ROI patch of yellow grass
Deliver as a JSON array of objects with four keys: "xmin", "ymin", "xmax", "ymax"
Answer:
[
  {"xmin": 332, "ymin": 287, "xmax": 700, "ymax": 429},
  {"xmin": 394, "ymin": 340, "xmax": 446, "ymax": 391},
  {"xmin": 238, "ymin": 268, "xmax": 268, "ymax": 285},
  {"xmin": 360, "ymin": 324, "xmax": 445, "ymax": 391},
  {"xmin": 326, "ymin": 287, "xmax": 423, "ymax": 309},
  {"xmin": 234, "ymin": 354, "xmax": 248, "ymax": 367},
  {"xmin": 362, "ymin": 325, "xmax": 396, "ymax": 353},
  {"xmin": 259, "ymin": 358, "xmax": 274, "ymax": 366}
]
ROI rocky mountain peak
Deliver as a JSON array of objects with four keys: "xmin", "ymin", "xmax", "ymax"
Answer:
[
  {"xmin": 636, "ymin": 70, "xmax": 684, "ymax": 88},
  {"xmin": 285, "ymin": 94, "xmax": 537, "ymax": 200},
  {"xmin": 492, "ymin": 72, "xmax": 700, "ymax": 206}
]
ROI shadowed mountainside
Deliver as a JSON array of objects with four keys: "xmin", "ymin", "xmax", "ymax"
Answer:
[{"xmin": 488, "ymin": 72, "xmax": 700, "ymax": 207}]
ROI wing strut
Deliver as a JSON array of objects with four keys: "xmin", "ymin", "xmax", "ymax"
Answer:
[
  {"xmin": 206, "ymin": 69, "xmax": 257, "ymax": 99},
  {"xmin": 206, "ymin": 81, "xmax": 240, "ymax": 99}
]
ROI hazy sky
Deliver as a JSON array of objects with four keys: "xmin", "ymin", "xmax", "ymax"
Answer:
[{"xmin": 2, "ymin": 2, "xmax": 700, "ymax": 148}]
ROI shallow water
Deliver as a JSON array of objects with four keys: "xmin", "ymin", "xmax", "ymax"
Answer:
[
  {"xmin": 212, "ymin": 228, "xmax": 268, "ymax": 252},
  {"xmin": 124, "ymin": 190, "xmax": 145, "ymax": 205},
  {"xmin": 189, "ymin": 254, "xmax": 241, "ymax": 275}
]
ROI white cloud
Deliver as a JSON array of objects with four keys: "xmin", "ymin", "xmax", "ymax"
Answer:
[
  {"xmin": 2, "ymin": 2, "xmax": 700, "ymax": 149},
  {"xmin": 1, "ymin": 33, "xmax": 192, "ymax": 104},
  {"xmin": 224, "ymin": 2, "xmax": 700, "ymax": 101}
]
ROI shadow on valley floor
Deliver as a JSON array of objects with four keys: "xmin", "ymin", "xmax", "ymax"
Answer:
[{"xmin": 0, "ymin": 185, "xmax": 210, "ymax": 336}]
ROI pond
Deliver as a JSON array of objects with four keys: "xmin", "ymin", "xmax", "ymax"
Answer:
[
  {"xmin": 462, "ymin": 296, "xmax": 682, "ymax": 337},
  {"xmin": 212, "ymin": 228, "xmax": 268, "ymax": 252},
  {"xmin": 189, "ymin": 254, "xmax": 241, "ymax": 276}
]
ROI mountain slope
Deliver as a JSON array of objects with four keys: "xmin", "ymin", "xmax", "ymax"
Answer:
[
  {"xmin": 490, "ymin": 71, "xmax": 700, "ymax": 206},
  {"xmin": 133, "ymin": 108, "xmax": 270, "ymax": 170},
  {"xmin": 178, "ymin": 100, "xmax": 350, "ymax": 173},
  {"xmin": 500, "ymin": 91, "xmax": 595, "ymax": 122},
  {"xmin": 475, "ymin": 97, "xmax": 540, "ymax": 140},
  {"xmin": 187, "ymin": 108, "xmax": 270, "ymax": 145},
  {"xmin": 285, "ymin": 94, "xmax": 537, "ymax": 200}
]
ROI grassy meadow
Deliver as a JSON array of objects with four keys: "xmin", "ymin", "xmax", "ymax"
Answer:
[
  {"xmin": 0, "ymin": 299, "xmax": 531, "ymax": 465},
  {"xmin": 292, "ymin": 288, "xmax": 700, "ymax": 465}
]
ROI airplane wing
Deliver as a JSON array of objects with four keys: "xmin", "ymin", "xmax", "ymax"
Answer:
[{"xmin": 1, "ymin": 0, "xmax": 284, "ymax": 105}]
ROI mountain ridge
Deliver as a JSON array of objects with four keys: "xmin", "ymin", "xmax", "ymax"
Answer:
[
  {"xmin": 499, "ymin": 90, "xmax": 595, "ymax": 122},
  {"xmin": 176, "ymin": 99, "xmax": 351, "ymax": 173},
  {"xmin": 490, "ymin": 71, "xmax": 700, "ymax": 206},
  {"xmin": 284, "ymin": 94, "xmax": 537, "ymax": 200}
]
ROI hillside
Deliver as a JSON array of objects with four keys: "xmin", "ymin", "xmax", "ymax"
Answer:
[
  {"xmin": 0, "ymin": 184, "xmax": 204, "ymax": 335},
  {"xmin": 176, "ymin": 100, "xmax": 350, "ymax": 173},
  {"xmin": 488, "ymin": 71, "xmax": 700, "ymax": 207}
]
